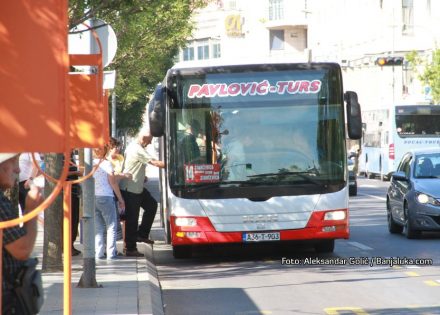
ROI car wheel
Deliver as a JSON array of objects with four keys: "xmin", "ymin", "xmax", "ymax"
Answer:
[
  {"xmin": 315, "ymin": 240, "xmax": 335, "ymax": 253},
  {"xmin": 349, "ymin": 186, "xmax": 357, "ymax": 196},
  {"xmin": 404, "ymin": 202, "xmax": 421, "ymax": 239},
  {"xmin": 387, "ymin": 200, "xmax": 403, "ymax": 234}
]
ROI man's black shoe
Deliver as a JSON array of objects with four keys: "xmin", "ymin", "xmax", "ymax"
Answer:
[
  {"xmin": 124, "ymin": 249, "xmax": 144, "ymax": 257},
  {"xmin": 72, "ymin": 247, "xmax": 81, "ymax": 256},
  {"xmin": 137, "ymin": 236, "xmax": 154, "ymax": 244}
]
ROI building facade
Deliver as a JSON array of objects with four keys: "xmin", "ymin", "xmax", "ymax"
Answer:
[{"xmin": 177, "ymin": 0, "xmax": 440, "ymax": 110}]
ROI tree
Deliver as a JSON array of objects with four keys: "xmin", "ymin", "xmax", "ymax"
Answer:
[
  {"xmin": 41, "ymin": 0, "xmax": 208, "ymax": 269},
  {"xmin": 42, "ymin": 153, "xmax": 64, "ymax": 272},
  {"xmin": 406, "ymin": 49, "xmax": 440, "ymax": 103},
  {"xmin": 69, "ymin": 0, "xmax": 209, "ymax": 134}
]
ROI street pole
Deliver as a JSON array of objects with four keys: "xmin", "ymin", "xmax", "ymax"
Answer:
[
  {"xmin": 112, "ymin": 90, "xmax": 116, "ymax": 137},
  {"xmin": 391, "ymin": 7, "xmax": 397, "ymax": 106},
  {"xmin": 78, "ymin": 18, "xmax": 98, "ymax": 288},
  {"xmin": 78, "ymin": 148, "xmax": 99, "ymax": 287}
]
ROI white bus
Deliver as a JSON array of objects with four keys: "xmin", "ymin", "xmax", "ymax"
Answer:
[
  {"xmin": 148, "ymin": 61, "xmax": 362, "ymax": 258},
  {"xmin": 359, "ymin": 105, "xmax": 440, "ymax": 180}
]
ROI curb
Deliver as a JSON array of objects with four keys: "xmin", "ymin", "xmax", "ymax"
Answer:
[{"xmin": 139, "ymin": 243, "xmax": 164, "ymax": 315}]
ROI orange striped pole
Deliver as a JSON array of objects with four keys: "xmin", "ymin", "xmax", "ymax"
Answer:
[
  {"xmin": 0, "ymin": 229, "xmax": 3, "ymax": 314},
  {"xmin": 63, "ymin": 182, "xmax": 72, "ymax": 315}
]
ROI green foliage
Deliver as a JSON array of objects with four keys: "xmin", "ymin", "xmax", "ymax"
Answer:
[
  {"xmin": 406, "ymin": 49, "xmax": 440, "ymax": 104},
  {"xmin": 421, "ymin": 50, "xmax": 440, "ymax": 104},
  {"xmin": 68, "ymin": 0, "xmax": 209, "ymax": 135},
  {"xmin": 405, "ymin": 50, "xmax": 421, "ymax": 65}
]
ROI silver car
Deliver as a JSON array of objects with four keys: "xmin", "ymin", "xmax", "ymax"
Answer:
[{"xmin": 386, "ymin": 148, "xmax": 440, "ymax": 238}]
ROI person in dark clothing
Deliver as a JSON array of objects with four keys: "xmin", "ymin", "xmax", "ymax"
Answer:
[
  {"xmin": 67, "ymin": 151, "xmax": 82, "ymax": 256},
  {"xmin": 136, "ymin": 189, "xmax": 158, "ymax": 243},
  {"xmin": 1, "ymin": 153, "xmax": 44, "ymax": 313}
]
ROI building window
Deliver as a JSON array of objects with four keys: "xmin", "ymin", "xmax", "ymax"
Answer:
[
  {"xmin": 183, "ymin": 46, "xmax": 194, "ymax": 61},
  {"xmin": 226, "ymin": 0, "xmax": 236, "ymax": 10},
  {"xmin": 181, "ymin": 40, "xmax": 220, "ymax": 62},
  {"xmin": 197, "ymin": 41, "xmax": 210, "ymax": 60},
  {"xmin": 269, "ymin": 0, "xmax": 284, "ymax": 21},
  {"xmin": 402, "ymin": 0, "xmax": 414, "ymax": 34},
  {"xmin": 212, "ymin": 43, "xmax": 221, "ymax": 58},
  {"xmin": 269, "ymin": 29, "xmax": 284, "ymax": 50}
]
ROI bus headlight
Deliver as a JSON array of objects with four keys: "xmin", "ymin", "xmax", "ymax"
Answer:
[
  {"xmin": 324, "ymin": 211, "xmax": 346, "ymax": 221},
  {"xmin": 175, "ymin": 217, "xmax": 197, "ymax": 227}
]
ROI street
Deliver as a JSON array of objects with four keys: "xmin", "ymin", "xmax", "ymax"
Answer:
[{"xmin": 153, "ymin": 178, "xmax": 440, "ymax": 315}]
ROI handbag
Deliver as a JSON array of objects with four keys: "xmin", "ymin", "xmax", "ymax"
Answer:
[{"xmin": 13, "ymin": 257, "xmax": 44, "ymax": 315}]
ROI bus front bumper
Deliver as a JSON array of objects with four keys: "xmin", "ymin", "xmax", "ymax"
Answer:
[{"xmin": 170, "ymin": 210, "xmax": 349, "ymax": 245}]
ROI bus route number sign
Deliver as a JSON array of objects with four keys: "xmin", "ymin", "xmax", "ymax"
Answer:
[
  {"xmin": 243, "ymin": 232, "xmax": 280, "ymax": 242},
  {"xmin": 185, "ymin": 163, "xmax": 221, "ymax": 183}
]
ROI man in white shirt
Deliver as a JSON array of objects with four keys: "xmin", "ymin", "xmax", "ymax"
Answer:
[{"xmin": 119, "ymin": 130, "xmax": 164, "ymax": 257}]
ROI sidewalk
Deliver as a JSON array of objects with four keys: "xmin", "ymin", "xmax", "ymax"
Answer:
[{"xmin": 33, "ymin": 213, "xmax": 165, "ymax": 315}]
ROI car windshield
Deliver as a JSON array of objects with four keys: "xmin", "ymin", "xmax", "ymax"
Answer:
[{"xmin": 414, "ymin": 153, "xmax": 440, "ymax": 178}]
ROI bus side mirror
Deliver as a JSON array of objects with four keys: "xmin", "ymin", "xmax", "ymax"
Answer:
[
  {"xmin": 344, "ymin": 91, "xmax": 362, "ymax": 140},
  {"xmin": 148, "ymin": 84, "xmax": 165, "ymax": 137}
]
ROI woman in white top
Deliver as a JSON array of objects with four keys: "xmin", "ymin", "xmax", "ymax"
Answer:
[
  {"xmin": 18, "ymin": 152, "xmax": 42, "ymax": 210},
  {"xmin": 93, "ymin": 146, "xmax": 125, "ymax": 260}
]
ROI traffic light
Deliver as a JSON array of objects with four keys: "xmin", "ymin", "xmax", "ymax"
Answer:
[{"xmin": 375, "ymin": 56, "xmax": 404, "ymax": 66}]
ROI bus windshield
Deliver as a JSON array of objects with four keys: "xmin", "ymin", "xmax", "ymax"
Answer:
[
  {"xmin": 167, "ymin": 65, "xmax": 346, "ymax": 196},
  {"xmin": 396, "ymin": 105, "xmax": 440, "ymax": 137}
]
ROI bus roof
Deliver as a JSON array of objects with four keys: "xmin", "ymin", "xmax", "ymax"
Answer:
[
  {"xmin": 170, "ymin": 61, "xmax": 341, "ymax": 76},
  {"xmin": 171, "ymin": 56, "xmax": 339, "ymax": 71}
]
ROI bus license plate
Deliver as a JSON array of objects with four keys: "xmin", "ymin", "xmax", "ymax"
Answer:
[{"xmin": 243, "ymin": 232, "xmax": 280, "ymax": 242}]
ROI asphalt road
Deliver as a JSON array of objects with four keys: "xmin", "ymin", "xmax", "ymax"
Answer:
[{"xmin": 154, "ymin": 178, "xmax": 440, "ymax": 315}]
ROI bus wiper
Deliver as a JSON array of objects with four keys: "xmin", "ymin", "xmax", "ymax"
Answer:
[
  {"xmin": 186, "ymin": 181, "xmax": 258, "ymax": 192},
  {"xmin": 247, "ymin": 169, "xmax": 319, "ymax": 178},
  {"xmin": 186, "ymin": 182, "xmax": 221, "ymax": 193},
  {"xmin": 247, "ymin": 170, "xmax": 323, "ymax": 186}
]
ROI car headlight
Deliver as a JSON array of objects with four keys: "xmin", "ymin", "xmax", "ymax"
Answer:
[{"xmin": 416, "ymin": 192, "xmax": 440, "ymax": 206}]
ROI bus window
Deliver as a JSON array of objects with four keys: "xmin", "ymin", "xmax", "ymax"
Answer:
[{"xmin": 396, "ymin": 105, "xmax": 440, "ymax": 137}]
